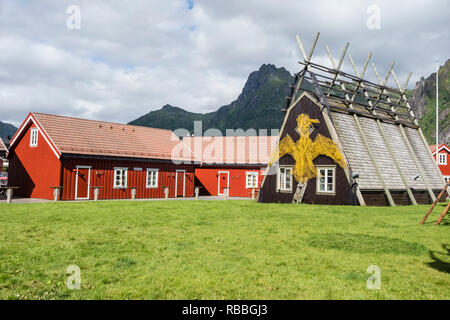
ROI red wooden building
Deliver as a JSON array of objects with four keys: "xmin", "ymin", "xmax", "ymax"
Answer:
[
  {"xmin": 430, "ymin": 144, "xmax": 450, "ymax": 183},
  {"xmin": 182, "ymin": 136, "xmax": 277, "ymax": 197},
  {"xmin": 7, "ymin": 112, "xmax": 195, "ymax": 200}
]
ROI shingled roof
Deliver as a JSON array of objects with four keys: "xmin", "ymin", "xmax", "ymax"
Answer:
[
  {"xmin": 10, "ymin": 112, "xmax": 194, "ymax": 162},
  {"xmin": 182, "ymin": 136, "xmax": 278, "ymax": 165}
]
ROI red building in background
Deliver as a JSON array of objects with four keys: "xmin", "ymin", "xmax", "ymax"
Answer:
[
  {"xmin": 430, "ymin": 144, "xmax": 450, "ymax": 183},
  {"xmin": 182, "ymin": 136, "xmax": 277, "ymax": 197},
  {"xmin": 7, "ymin": 112, "xmax": 195, "ymax": 200}
]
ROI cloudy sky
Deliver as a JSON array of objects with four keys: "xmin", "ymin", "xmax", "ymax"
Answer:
[{"xmin": 0, "ymin": 0, "xmax": 448, "ymax": 126}]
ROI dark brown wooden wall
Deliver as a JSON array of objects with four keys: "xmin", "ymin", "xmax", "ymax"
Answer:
[
  {"xmin": 359, "ymin": 189, "xmax": 440, "ymax": 206},
  {"xmin": 258, "ymin": 95, "xmax": 351, "ymax": 205}
]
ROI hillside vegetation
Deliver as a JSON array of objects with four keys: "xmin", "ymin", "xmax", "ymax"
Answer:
[{"xmin": 411, "ymin": 59, "xmax": 450, "ymax": 144}]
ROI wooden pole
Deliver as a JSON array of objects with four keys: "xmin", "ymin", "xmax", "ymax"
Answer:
[
  {"xmin": 373, "ymin": 63, "xmax": 436, "ymax": 202},
  {"xmin": 195, "ymin": 187, "xmax": 199, "ymax": 200},
  {"xmin": 353, "ymin": 115, "xmax": 396, "ymax": 206},
  {"xmin": 354, "ymin": 60, "xmax": 416, "ymax": 205},
  {"xmin": 435, "ymin": 201, "xmax": 450, "ymax": 225},
  {"xmin": 349, "ymin": 56, "xmax": 415, "ymax": 205},
  {"xmin": 319, "ymin": 101, "xmax": 366, "ymax": 206},
  {"xmin": 421, "ymin": 181, "xmax": 450, "ymax": 224},
  {"xmin": 6, "ymin": 188, "xmax": 12, "ymax": 204},
  {"xmin": 392, "ymin": 69, "xmax": 446, "ymax": 188},
  {"xmin": 326, "ymin": 45, "xmax": 395, "ymax": 206}
]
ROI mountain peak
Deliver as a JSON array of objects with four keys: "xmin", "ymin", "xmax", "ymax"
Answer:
[{"xmin": 240, "ymin": 64, "xmax": 292, "ymax": 99}]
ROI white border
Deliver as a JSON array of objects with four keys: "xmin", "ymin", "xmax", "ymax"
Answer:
[
  {"xmin": 113, "ymin": 167, "xmax": 128, "ymax": 189},
  {"xmin": 29, "ymin": 128, "xmax": 38, "ymax": 147},
  {"xmin": 316, "ymin": 165, "xmax": 336, "ymax": 195},
  {"xmin": 175, "ymin": 169, "xmax": 186, "ymax": 197},
  {"xmin": 431, "ymin": 144, "xmax": 450, "ymax": 155},
  {"xmin": 217, "ymin": 170, "xmax": 230, "ymax": 195},
  {"xmin": 438, "ymin": 153, "xmax": 447, "ymax": 165},
  {"xmin": 276, "ymin": 166, "xmax": 293, "ymax": 192},
  {"xmin": 245, "ymin": 171, "xmax": 259, "ymax": 189},
  {"xmin": 146, "ymin": 168, "xmax": 159, "ymax": 188},
  {"xmin": 75, "ymin": 165, "xmax": 91, "ymax": 200}
]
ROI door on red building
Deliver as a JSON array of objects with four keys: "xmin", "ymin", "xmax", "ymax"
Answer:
[
  {"xmin": 175, "ymin": 170, "xmax": 185, "ymax": 197},
  {"xmin": 218, "ymin": 171, "xmax": 229, "ymax": 195},
  {"xmin": 75, "ymin": 166, "xmax": 91, "ymax": 200}
]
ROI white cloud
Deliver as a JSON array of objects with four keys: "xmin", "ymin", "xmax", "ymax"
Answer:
[{"xmin": 0, "ymin": 0, "xmax": 448, "ymax": 126}]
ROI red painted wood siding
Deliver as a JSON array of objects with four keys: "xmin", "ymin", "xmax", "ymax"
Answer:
[
  {"xmin": 61, "ymin": 158, "xmax": 194, "ymax": 200},
  {"xmin": 8, "ymin": 122, "xmax": 61, "ymax": 199},
  {"xmin": 434, "ymin": 149, "xmax": 450, "ymax": 177},
  {"xmin": 195, "ymin": 166, "xmax": 265, "ymax": 197}
]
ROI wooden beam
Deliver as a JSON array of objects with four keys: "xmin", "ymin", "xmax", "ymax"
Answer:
[
  {"xmin": 289, "ymin": 33, "xmax": 322, "ymax": 111},
  {"xmin": 348, "ymin": 53, "xmax": 371, "ymax": 101},
  {"xmin": 298, "ymin": 62, "xmax": 411, "ymax": 106},
  {"xmin": 308, "ymin": 32, "xmax": 320, "ymax": 62},
  {"xmin": 349, "ymin": 59, "xmax": 416, "ymax": 204},
  {"xmin": 324, "ymin": 43, "xmax": 348, "ymax": 96},
  {"xmin": 296, "ymin": 35, "xmax": 308, "ymax": 61},
  {"xmin": 377, "ymin": 120, "xmax": 417, "ymax": 205},
  {"xmin": 319, "ymin": 97, "xmax": 366, "ymax": 206},
  {"xmin": 435, "ymin": 201, "xmax": 450, "ymax": 225},
  {"xmin": 399, "ymin": 125, "xmax": 436, "ymax": 201},
  {"xmin": 421, "ymin": 181, "xmax": 450, "ymax": 224},
  {"xmin": 391, "ymin": 69, "xmax": 447, "ymax": 188},
  {"xmin": 353, "ymin": 114, "xmax": 395, "ymax": 206},
  {"xmin": 371, "ymin": 63, "xmax": 437, "ymax": 202},
  {"xmin": 325, "ymin": 46, "xmax": 395, "ymax": 206},
  {"xmin": 305, "ymin": 60, "xmax": 405, "ymax": 95}
]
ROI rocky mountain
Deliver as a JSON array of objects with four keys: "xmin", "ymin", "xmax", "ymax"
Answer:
[
  {"xmin": 129, "ymin": 64, "xmax": 293, "ymax": 134},
  {"xmin": 0, "ymin": 121, "xmax": 17, "ymax": 145},
  {"xmin": 410, "ymin": 59, "xmax": 450, "ymax": 144}
]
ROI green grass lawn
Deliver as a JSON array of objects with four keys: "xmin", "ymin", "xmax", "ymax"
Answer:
[{"xmin": 0, "ymin": 200, "xmax": 449, "ymax": 300}]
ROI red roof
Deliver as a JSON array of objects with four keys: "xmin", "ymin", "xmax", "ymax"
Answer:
[
  {"xmin": 0, "ymin": 138, "xmax": 6, "ymax": 152},
  {"xmin": 11, "ymin": 112, "xmax": 194, "ymax": 162},
  {"xmin": 429, "ymin": 144, "xmax": 449, "ymax": 154},
  {"xmin": 182, "ymin": 136, "xmax": 278, "ymax": 165}
]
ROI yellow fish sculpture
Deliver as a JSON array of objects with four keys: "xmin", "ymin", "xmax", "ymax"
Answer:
[{"xmin": 269, "ymin": 114, "xmax": 347, "ymax": 183}]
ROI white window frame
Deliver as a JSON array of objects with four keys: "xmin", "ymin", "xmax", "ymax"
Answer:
[
  {"xmin": 245, "ymin": 172, "xmax": 259, "ymax": 189},
  {"xmin": 438, "ymin": 153, "xmax": 447, "ymax": 165},
  {"xmin": 113, "ymin": 167, "xmax": 128, "ymax": 189},
  {"xmin": 316, "ymin": 165, "xmax": 336, "ymax": 195},
  {"xmin": 30, "ymin": 128, "xmax": 38, "ymax": 147},
  {"xmin": 277, "ymin": 166, "xmax": 293, "ymax": 192},
  {"xmin": 146, "ymin": 168, "xmax": 159, "ymax": 188}
]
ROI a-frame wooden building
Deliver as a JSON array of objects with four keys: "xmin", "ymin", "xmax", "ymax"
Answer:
[{"xmin": 258, "ymin": 33, "xmax": 446, "ymax": 206}]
